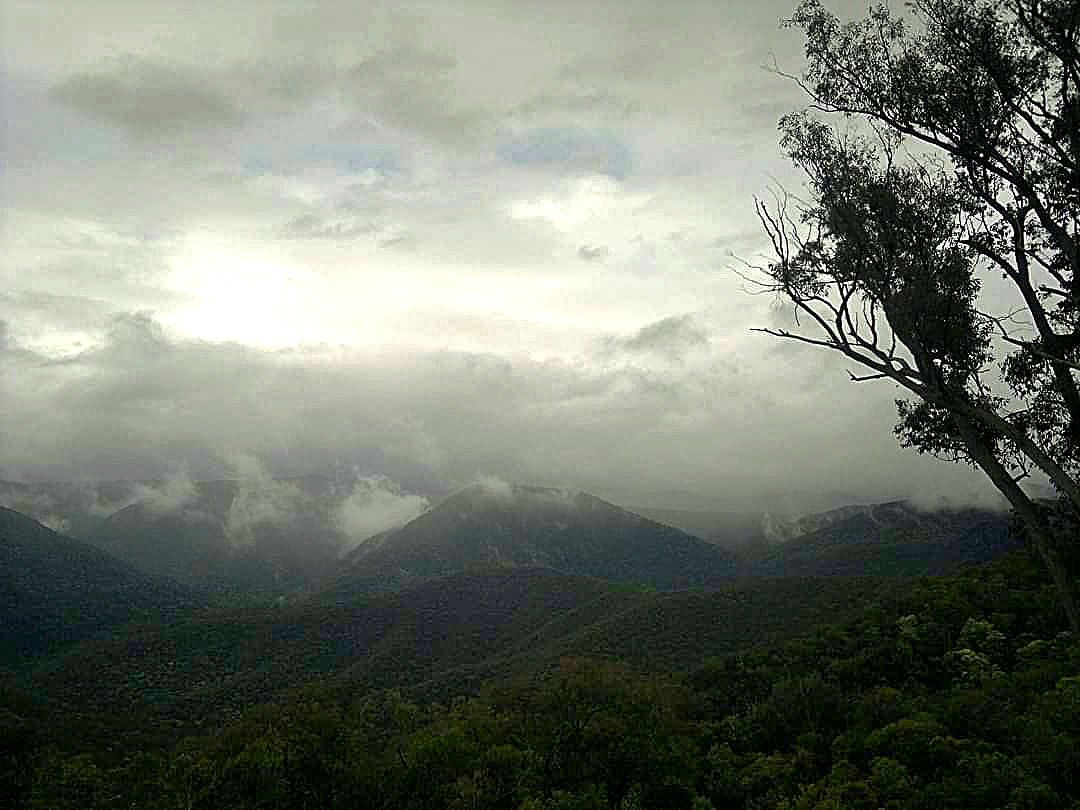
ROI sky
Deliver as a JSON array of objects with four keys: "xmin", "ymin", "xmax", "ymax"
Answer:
[{"xmin": 0, "ymin": 0, "xmax": 1007, "ymax": 514}]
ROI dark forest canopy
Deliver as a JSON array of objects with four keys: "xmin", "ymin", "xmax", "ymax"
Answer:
[{"xmin": 5, "ymin": 551, "xmax": 1078, "ymax": 809}]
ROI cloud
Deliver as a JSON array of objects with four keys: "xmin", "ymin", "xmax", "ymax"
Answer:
[
  {"xmin": 511, "ymin": 90, "xmax": 639, "ymax": 121},
  {"xmin": 460, "ymin": 477, "xmax": 584, "ymax": 510},
  {"xmin": 129, "ymin": 467, "xmax": 199, "ymax": 516},
  {"xmin": 279, "ymin": 214, "xmax": 378, "ymax": 240},
  {"xmin": 50, "ymin": 56, "xmax": 242, "ymax": 137},
  {"xmin": 624, "ymin": 315, "xmax": 709, "ymax": 353},
  {"xmin": 470, "ymin": 475, "xmax": 514, "ymax": 501},
  {"xmin": 37, "ymin": 514, "xmax": 73, "ymax": 533},
  {"xmin": 496, "ymin": 129, "xmax": 633, "ymax": 178},
  {"xmin": 600, "ymin": 314, "xmax": 710, "ymax": 362},
  {"xmin": 301, "ymin": 38, "xmax": 489, "ymax": 148},
  {"xmin": 526, "ymin": 485, "xmax": 583, "ymax": 509},
  {"xmin": 222, "ymin": 453, "xmax": 304, "ymax": 547},
  {"xmin": 578, "ymin": 244, "xmax": 609, "ymax": 262},
  {"xmin": 1, "ymin": 0, "xmax": 1013, "ymax": 519},
  {"xmin": 0, "ymin": 311, "xmax": 1009, "ymax": 515},
  {"xmin": 0, "ymin": 479, "xmax": 143, "ymax": 533},
  {"xmin": 336, "ymin": 475, "xmax": 429, "ymax": 550},
  {"xmin": 0, "ymin": 484, "xmax": 69, "ymax": 533},
  {"xmin": 905, "ymin": 490, "xmax": 1011, "ymax": 514}
]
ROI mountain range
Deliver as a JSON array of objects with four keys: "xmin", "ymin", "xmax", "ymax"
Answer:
[
  {"xmin": 1, "ymin": 477, "xmax": 1021, "ymax": 597},
  {"xmin": 0, "ymin": 479, "xmax": 1023, "ymax": 751}
]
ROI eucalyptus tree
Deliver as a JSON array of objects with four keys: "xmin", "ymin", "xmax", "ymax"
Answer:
[{"xmin": 756, "ymin": 0, "xmax": 1080, "ymax": 628}]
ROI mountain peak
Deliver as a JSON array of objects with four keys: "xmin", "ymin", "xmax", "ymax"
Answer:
[
  {"xmin": 334, "ymin": 483, "xmax": 738, "ymax": 595},
  {"xmin": 437, "ymin": 482, "xmax": 598, "ymax": 514}
]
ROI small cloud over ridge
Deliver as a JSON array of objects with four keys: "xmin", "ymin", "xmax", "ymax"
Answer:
[{"xmin": 336, "ymin": 475, "xmax": 429, "ymax": 551}]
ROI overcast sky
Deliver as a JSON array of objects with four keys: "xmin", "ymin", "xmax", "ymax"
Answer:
[{"xmin": 0, "ymin": 0, "xmax": 1005, "ymax": 513}]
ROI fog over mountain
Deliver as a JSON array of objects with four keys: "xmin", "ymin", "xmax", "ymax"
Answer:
[
  {"xmin": 0, "ymin": 462, "xmax": 433, "ymax": 593},
  {"xmin": 336, "ymin": 480, "xmax": 740, "ymax": 594},
  {"xmin": 0, "ymin": 0, "xmax": 1017, "ymax": 512}
]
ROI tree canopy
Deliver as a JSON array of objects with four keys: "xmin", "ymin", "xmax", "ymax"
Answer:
[
  {"xmin": 755, "ymin": 0, "xmax": 1080, "ymax": 628},
  {"xmin": 9, "ymin": 551, "xmax": 1080, "ymax": 809}
]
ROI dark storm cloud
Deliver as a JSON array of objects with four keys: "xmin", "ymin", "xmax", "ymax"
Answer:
[{"xmin": 51, "ymin": 57, "xmax": 242, "ymax": 137}]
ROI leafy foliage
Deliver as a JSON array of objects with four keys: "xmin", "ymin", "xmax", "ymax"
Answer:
[
  {"xmin": 756, "ymin": 0, "xmax": 1080, "ymax": 629},
  {"xmin": 24, "ymin": 568, "xmax": 895, "ymax": 746},
  {"xmin": 4, "ymin": 550, "xmax": 1079, "ymax": 809}
]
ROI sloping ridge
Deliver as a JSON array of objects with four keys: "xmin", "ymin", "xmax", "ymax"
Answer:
[
  {"xmin": 746, "ymin": 501, "xmax": 1016, "ymax": 576},
  {"xmin": 32, "ymin": 565, "xmax": 893, "ymax": 733},
  {"xmin": 86, "ymin": 479, "xmax": 341, "ymax": 593},
  {"xmin": 92, "ymin": 481, "xmax": 238, "ymax": 588},
  {"xmin": 338, "ymin": 483, "xmax": 739, "ymax": 594},
  {"xmin": 0, "ymin": 507, "xmax": 203, "ymax": 664},
  {"xmin": 630, "ymin": 506, "xmax": 766, "ymax": 550}
]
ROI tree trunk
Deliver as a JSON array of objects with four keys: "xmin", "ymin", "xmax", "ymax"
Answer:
[{"xmin": 952, "ymin": 413, "xmax": 1080, "ymax": 633}]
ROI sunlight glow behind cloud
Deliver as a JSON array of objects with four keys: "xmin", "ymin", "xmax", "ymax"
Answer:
[{"xmin": 0, "ymin": 0, "xmax": 1006, "ymax": 510}]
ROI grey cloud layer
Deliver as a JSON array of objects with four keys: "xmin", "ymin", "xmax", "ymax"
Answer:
[
  {"xmin": 1, "ymin": 314, "xmax": 1000, "ymax": 512},
  {"xmin": 603, "ymin": 315, "xmax": 711, "ymax": 361},
  {"xmin": 51, "ymin": 58, "xmax": 243, "ymax": 137},
  {"xmin": 0, "ymin": 0, "xmax": 993, "ymax": 513}
]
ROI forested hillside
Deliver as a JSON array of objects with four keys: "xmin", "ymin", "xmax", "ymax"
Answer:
[
  {"xmin": 0, "ymin": 508, "xmax": 202, "ymax": 666},
  {"xmin": 22, "ymin": 567, "xmax": 894, "ymax": 753},
  {"xmin": 743, "ymin": 503, "xmax": 1017, "ymax": 577},
  {"xmin": 5, "ymin": 550, "xmax": 1078, "ymax": 809}
]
